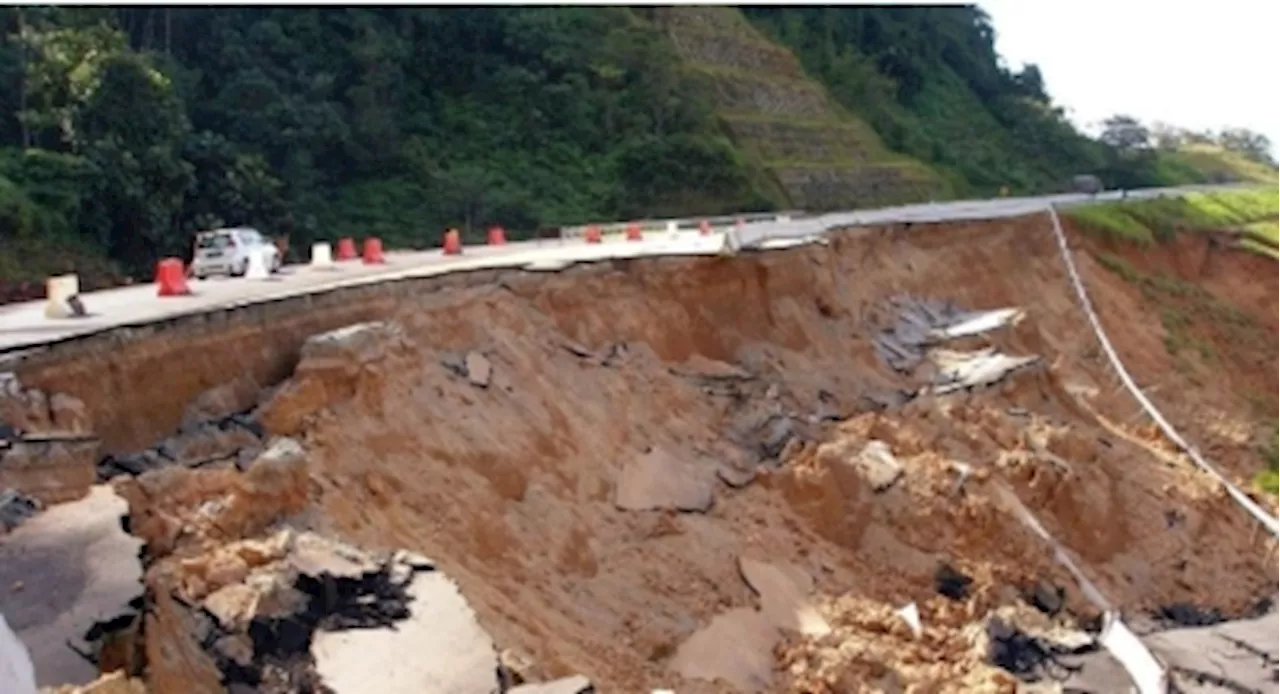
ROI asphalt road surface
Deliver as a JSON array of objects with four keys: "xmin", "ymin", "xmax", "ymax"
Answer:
[{"xmin": 0, "ymin": 183, "xmax": 1238, "ymax": 357}]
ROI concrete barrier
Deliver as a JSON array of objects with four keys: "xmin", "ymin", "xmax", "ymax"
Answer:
[
  {"xmin": 43, "ymin": 274, "xmax": 83, "ymax": 319},
  {"xmin": 245, "ymin": 248, "xmax": 270, "ymax": 280},
  {"xmin": 311, "ymin": 242, "xmax": 334, "ymax": 269}
]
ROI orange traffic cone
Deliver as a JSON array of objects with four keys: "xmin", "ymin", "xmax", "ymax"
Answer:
[
  {"xmin": 585, "ymin": 225, "xmax": 602, "ymax": 244},
  {"xmin": 443, "ymin": 228, "xmax": 462, "ymax": 255},
  {"xmin": 487, "ymin": 225, "xmax": 507, "ymax": 245},
  {"xmin": 336, "ymin": 237, "xmax": 358, "ymax": 261},
  {"xmin": 625, "ymin": 223, "xmax": 643, "ymax": 242},
  {"xmin": 362, "ymin": 237, "xmax": 385, "ymax": 264},
  {"xmin": 156, "ymin": 258, "xmax": 191, "ymax": 297},
  {"xmin": 699, "ymin": 220, "xmax": 712, "ymax": 236}
]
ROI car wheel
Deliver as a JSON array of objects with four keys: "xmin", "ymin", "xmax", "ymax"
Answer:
[
  {"xmin": 231, "ymin": 259, "xmax": 248, "ymax": 277},
  {"xmin": 271, "ymin": 255, "xmax": 282, "ymax": 273}
]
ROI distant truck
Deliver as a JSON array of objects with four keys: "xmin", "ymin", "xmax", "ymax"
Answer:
[{"xmin": 1071, "ymin": 174, "xmax": 1104, "ymax": 195}]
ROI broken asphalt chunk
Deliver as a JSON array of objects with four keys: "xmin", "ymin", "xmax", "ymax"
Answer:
[{"xmin": 934, "ymin": 563, "xmax": 973, "ymax": 601}]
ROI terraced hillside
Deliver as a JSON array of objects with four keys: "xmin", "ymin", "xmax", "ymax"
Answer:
[{"xmin": 654, "ymin": 7, "xmax": 946, "ymax": 211}]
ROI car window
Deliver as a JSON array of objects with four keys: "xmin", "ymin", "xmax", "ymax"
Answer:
[
  {"xmin": 239, "ymin": 230, "xmax": 260, "ymax": 245},
  {"xmin": 197, "ymin": 233, "xmax": 232, "ymax": 250}
]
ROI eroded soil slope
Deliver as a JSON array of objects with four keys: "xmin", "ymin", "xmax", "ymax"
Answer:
[
  {"xmin": 11, "ymin": 213, "xmax": 1278, "ymax": 693},
  {"xmin": 252, "ymin": 215, "xmax": 1277, "ymax": 691}
]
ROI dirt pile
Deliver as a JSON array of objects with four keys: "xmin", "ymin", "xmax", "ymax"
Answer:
[
  {"xmin": 6, "ymin": 214, "xmax": 1277, "ymax": 692},
  {"xmin": 242, "ymin": 216, "xmax": 1274, "ymax": 691}
]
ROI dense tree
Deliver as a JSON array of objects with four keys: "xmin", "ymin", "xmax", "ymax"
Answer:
[{"xmin": 1100, "ymin": 115, "xmax": 1152, "ymax": 153}]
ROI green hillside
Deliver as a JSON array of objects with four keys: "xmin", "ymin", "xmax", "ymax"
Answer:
[
  {"xmin": 0, "ymin": 6, "xmax": 1275, "ymax": 290},
  {"xmin": 653, "ymin": 6, "xmax": 944, "ymax": 210}
]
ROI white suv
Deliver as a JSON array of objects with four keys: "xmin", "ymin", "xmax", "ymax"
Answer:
[{"xmin": 190, "ymin": 227, "xmax": 281, "ymax": 279}]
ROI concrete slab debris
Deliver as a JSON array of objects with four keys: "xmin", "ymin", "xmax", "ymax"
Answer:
[
  {"xmin": 614, "ymin": 447, "xmax": 714, "ymax": 513},
  {"xmin": 669, "ymin": 608, "xmax": 777, "ymax": 693},
  {"xmin": 311, "ymin": 570, "xmax": 499, "ymax": 694},
  {"xmin": 508, "ymin": 674, "xmax": 594, "ymax": 694},
  {"xmin": 927, "ymin": 307, "xmax": 1023, "ymax": 341},
  {"xmin": 0, "ymin": 485, "xmax": 142, "ymax": 687},
  {"xmin": 871, "ymin": 296, "xmax": 1026, "ymax": 378},
  {"xmin": 738, "ymin": 557, "xmax": 830, "ymax": 636},
  {"xmin": 930, "ymin": 349, "xmax": 1040, "ymax": 394},
  {"xmin": 1147, "ymin": 610, "xmax": 1279, "ymax": 694}
]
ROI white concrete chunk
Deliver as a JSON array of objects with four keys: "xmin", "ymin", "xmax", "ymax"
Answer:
[{"xmin": 312, "ymin": 571, "xmax": 498, "ymax": 694}]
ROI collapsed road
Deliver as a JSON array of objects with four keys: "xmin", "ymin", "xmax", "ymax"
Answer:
[{"xmin": 1, "ymin": 202, "xmax": 1277, "ymax": 693}]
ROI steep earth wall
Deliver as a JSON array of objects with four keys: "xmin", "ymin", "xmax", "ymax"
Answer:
[
  {"xmin": 5, "ymin": 213, "xmax": 1277, "ymax": 692},
  {"xmin": 655, "ymin": 7, "xmax": 943, "ymax": 211}
]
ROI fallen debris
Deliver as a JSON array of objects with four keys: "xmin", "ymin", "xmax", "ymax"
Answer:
[
  {"xmin": 738, "ymin": 557, "xmax": 830, "ymax": 636},
  {"xmin": 871, "ymin": 295, "xmax": 1038, "ymax": 400},
  {"xmin": 465, "ymin": 352, "xmax": 493, "ymax": 389},
  {"xmin": 40, "ymin": 670, "xmax": 147, "ymax": 694},
  {"xmin": 933, "ymin": 563, "xmax": 973, "ymax": 601},
  {"xmin": 310, "ymin": 562, "xmax": 497, "ymax": 694},
  {"xmin": 930, "ymin": 348, "xmax": 1041, "ymax": 395},
  {"xmin": 715, "ymin": 464, "xmax": 757, "ymax": 489},
  {"xmin": 0, "ymin": 488, "xmax": 40, "ymax": 533},
  {"xmin": 614, "ymin": 447, "xmax": 714, "ymax": 512},
  {"xmin": 0, "ymin": 486, "xmax": 142, "ymax": 687},
  {"xmin": 670, "ymin": 608, "xmax": 777, "ymax": 693},
  {"xmin": 1, "ymin": 612, "xmax": 37, "ymax": 694},
  {"xmin": 506, "ymin": 673, "xmax": 593, "ymax": 694},
  {"xmin": 98, "ymin": 414, "xmax": 266, "ymax": 481},
  {"xmin": 259, "ymin": 322, "xmax": 407, "ymax": 436},
  {"xmin": 850, "ymin": 440, "xmax": 904, "ymax": 492}
]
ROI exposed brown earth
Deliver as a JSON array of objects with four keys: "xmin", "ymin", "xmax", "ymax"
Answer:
[{"xmin": 4, "ymin": 213, "xmax": 1277, "ymax": 692}]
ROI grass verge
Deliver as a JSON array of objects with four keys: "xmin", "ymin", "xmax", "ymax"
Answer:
[{"xmin": 1064, "ymin": 187, "xmax": 1280, "ymax": 255}]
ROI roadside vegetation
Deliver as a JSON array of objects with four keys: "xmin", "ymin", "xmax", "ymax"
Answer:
[
  {"xmin": 1063, "ymin": 187, "xmax": 1280, "ymax": 252},
  {"xmin": 1257, "ymin": 422, "xmax": 1279, "ymax": 495}
]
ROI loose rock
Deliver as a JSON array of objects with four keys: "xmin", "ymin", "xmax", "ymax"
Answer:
[
  {"xmin": 0, "ymin": 488, "xmax": 40, "ymax": 533},
  {"xmin": 716, "ymin": 464, "xmax": 757, "ymax": 489},
  {"xmin": 614, "ymin": 447, "xmax": 714, "ymax": 513},
  {"xmin": 508, "ymin": 674, "xmax": 594, "ymax": 694},
  {"xmin": 853, "ymin": 440, "xmax": 904, "ymax": 492},
  {"xmin": 465, "ymin": 352, "xmax": 493, "ymax": 388}
]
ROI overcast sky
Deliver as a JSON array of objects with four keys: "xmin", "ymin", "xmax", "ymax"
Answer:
[{"xmin": 979, "ymin": 0, "xmax": 1279, "ymax": 152}]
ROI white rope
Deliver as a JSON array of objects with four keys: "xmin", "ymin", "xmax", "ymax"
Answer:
[{"xmin": 1045, "ymin": 205, "xmax": 1279, "ymax": 537}]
